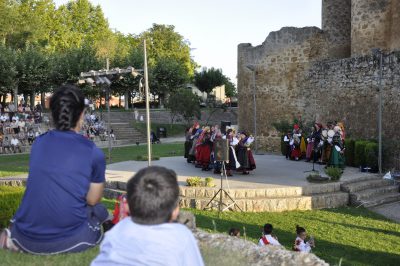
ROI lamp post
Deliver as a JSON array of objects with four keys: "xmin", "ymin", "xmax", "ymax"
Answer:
[
  {"xmin": 372, "ymin": 48, "xmax": 383, "ymax": 174},
  {"xmin": 80, "ymin": 65, "xmax": 142, "ymax": 164},
  {"xmin": 143, "ymin": 40, "xmax": 152, "ymax": 166},
  {"xmin": 246, "ymin": 65, "xmax": 258, "ymax": 153}
]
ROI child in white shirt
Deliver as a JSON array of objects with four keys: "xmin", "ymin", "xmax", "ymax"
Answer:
[
  {"xmin": 293, "ymin": 225, "xmax": 315, "ymax": 253},
  {"xmin": 258, "ymin": 223, "xmax": 281, "ymax": 246}
]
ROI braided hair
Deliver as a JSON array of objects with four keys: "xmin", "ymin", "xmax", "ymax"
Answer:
[{"xmin": 50, "ymin": 85, "xmax": 85, "ymax": 131}]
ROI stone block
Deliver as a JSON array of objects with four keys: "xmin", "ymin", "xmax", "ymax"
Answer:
[{"xmin": 246, "ymin": 190, "xmax": 256, "ymax": 198}]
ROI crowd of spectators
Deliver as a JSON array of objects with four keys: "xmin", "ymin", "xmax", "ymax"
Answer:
[
  {"xmin": 81, "ymin": 112, "xmax": 115, "ymax": 142},
  {"xmin": 0, "ymin": 102, "xmax": 45, "ymax": 154}
]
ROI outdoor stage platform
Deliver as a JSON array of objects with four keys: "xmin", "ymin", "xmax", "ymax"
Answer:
[{"xmin": 104, "ymin": 154, "xmax": 380, "ymax": 212}]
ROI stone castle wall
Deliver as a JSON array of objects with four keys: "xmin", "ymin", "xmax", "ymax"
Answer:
[{"xmin": 237, "ymin": 0, "xmax": 400, "ymax": 163}]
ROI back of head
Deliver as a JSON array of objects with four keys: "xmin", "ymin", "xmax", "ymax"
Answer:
[
  {"xmin": 296, "ymin": 225, "xmax": 306, "ymax": 235},
  {"xmin": 127, "ymin": 166, "xmax": 179, "ymax": 225},
  {"xmin": 50, "ymin": 85, "xmax": 85, "ymax": 131},
  {"xmin": 229, "ymin": 228, "xmax": 240, "ymax": 237},
  {"xmin": 263, "ymin": 223, "xmax": 273, "ymax": 235}
]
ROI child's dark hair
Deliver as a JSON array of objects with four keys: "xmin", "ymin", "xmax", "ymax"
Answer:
[
  {"xmin": 127, "ymin": 166, "xmax": 179, "ymax": 225},
  {"xmin": 296, "ymin": 225, "xmax": 306, "ymax": 235},
  {"xmin": 229, "ymin": 228, "xmax": 240, "ymax": 236},
  {"xmin": 50, "ymin": 85, "xmax": 85, "ymax": 131},
  {"xmin": 263, "ymin": 223, "xmax": 273, "ymax": 235}
]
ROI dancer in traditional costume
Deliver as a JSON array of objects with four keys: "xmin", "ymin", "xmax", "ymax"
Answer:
[
  {"xmin": 236, "ymin": 132, "xmax": 256, "ymax": 175},
  {"xmin": 283, "ymin": 131, "xmax": 292, "ymax": 159},
  {"xmin": 197, "ymin": 127, "xmax": 213, "ymax": 171},
  {"xmin": 305, "ymin": 127, "xmax": 315, "ymax": 162},
  {"xmin": 312, "ymin": 123, "xmax": 323, "ymax": 163},
  {"xmin": 187, "ymin": 123, "xmax": 200, "ymax": 163},
  {"xmin": 329, "ymin": 126, "xmax": 345, "ymax": 169},
  {"xmin": 290, "ymin": 124, "xmax": 302, "ymax": 161},
  {"xmin": 184, "ymin": 127, "xmax": 192, "ymax": 160},
  {"xmin": 223, "ymin": 128, "xmax": 240, "ymax": 176},
  {"xmin": 321, "ymin": 122, "xmax": 334, "ymax": 164},
  {"xmin": 210, "ymin": 125, "xmax": 223, "ymax": 174}
]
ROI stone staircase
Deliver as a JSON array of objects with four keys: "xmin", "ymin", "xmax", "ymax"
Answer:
[
  {"xmin": 341, "ymin": 175, "xmax": 400, "ymax": 208},
  {"xmin": 107, "ymin": 112, "xmax": 145, "ymax": 143},
  {"xmin": 103, "ymin": 181, "xmax": 349, "ymax": 212}
]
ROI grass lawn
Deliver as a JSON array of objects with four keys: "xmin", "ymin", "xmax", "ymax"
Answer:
[
  {"xmin": 0, "ymin": 143, "xmax": 183, "ymax": 178},
  {"xmin": 132, "ymin": 122, "xmax": 187, "ymax": 137},
  {"xmin": 1, "ymin": 207, "xmax": 399, "ymax": 266}
]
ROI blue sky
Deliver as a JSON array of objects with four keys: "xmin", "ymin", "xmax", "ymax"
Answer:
[{"xmin": 54, "ymin": 0, "xmax": 321, "ymax": 83}]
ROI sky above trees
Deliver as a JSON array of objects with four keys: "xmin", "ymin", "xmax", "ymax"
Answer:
[{"xmin": 53, "ymin": 0, "xmax": 322, "ymax": 83}]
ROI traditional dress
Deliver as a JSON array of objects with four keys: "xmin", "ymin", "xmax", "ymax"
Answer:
[
  {"xmin": 293, "ymin": 237, "xmax": 312, "ymax": 253},
  {"xmin": 290, "ymin": 125, "xmax": 302, "ymax": 160},
  {"xmin": 306, "ymin": 130, "xmax": 315, "ymax": 161},
  {"xmin": 197, "ymin": 129, "xmax": 212, "ymax": 171},
  {"xmin": 223, "ymin": 131, "xmax": 240, "ymax": 176},
  {"xmin": 329, "ymin": 127, "xmax": 345, "ymax": 169},
  {"xmin": 258, "ymin": 235, "xmax": 281, "ymax": 246},
  {"xmin": 236, "ymin": 135, "xmax": 256, "ymax": 174}
]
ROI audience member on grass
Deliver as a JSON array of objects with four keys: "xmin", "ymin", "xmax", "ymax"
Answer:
[
  {"xmin": 91, "ymin": 166, "xmax": 204, "ymax": 266},
  {"xmin": 229, "ymin": 228, "xmax": 241, "ymax": 237},
  {"xmin": 0, "ymin": 85, "xmax": 110, "ymax": 254},
  {"xmin": 293, "ymin": 225, "xmax": 315, "ymax": 253},
  {"xmin": 258, "ymin": 223, "xmax": 281, "ymax": 246}
]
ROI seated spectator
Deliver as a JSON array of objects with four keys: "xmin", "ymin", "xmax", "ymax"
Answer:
[
  {"xmin": 258, "ymin": 224, "xmax": 281, "ymax": 246},
  {"xmin": 18, "ymin": 131, "xmax": 26, "ymax": 146},
  {"xmin": 91, "ymin": 166, "xmax": 204, "ymax": 266},
  {"xmin": 229, "ymin": 228, "xmax": 241, "ymax": 237},
  {"xmin": 0, "ymin": 113, "xmax": 7, "ymax": 123},
  {"xmin": 0, "ymin": 85, "xmax": 110, "ymax": 254},
  {"xmin": 11, "ymin": 120, "xmax": 19, "ymax": 134},
  {"xmin": 4, "ymin": 121, "xmax": 12, "ymax": 134},
  {"xmin": 18, "ymin": 119, "xmax": 26, "ymax": 133},
  {"xmin": 10, "ymin": 135, "xmax": 22, "ymax": 153},
  {"xmin": 27, "ymin": 130, "xmax": 35, "ymax": 145},
  {"xmin": 293, "ymin": 225, "xmax": 315, "ymax": 253},
  {"xmin": 0, "ymin": 133, "xmax": 3, "ymax": 153},
  {"xmin": 109, "ymin": 129, "xmax": 115, "ymax": 140},
  {"xmin": 2, "ymin": 136, "xmax": 11, "ymax": 154}
]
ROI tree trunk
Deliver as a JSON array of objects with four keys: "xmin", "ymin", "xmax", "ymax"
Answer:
[
  {"xmin": 30, "ymin": 90, "xmax": 35, "ymax": 108},
  {"xmin": 13, "ymin": 86, "xmax": 18, "ymax": 106},
  {"xmin": 41, "ymin": 92, "xmax": 45, "ymax": 108},
  {"xmin": 119, "ymin": 95, "xmax": 121, "ymax": 108},
  {"xmin": 124, "ymin": 91, "xmax": 129, "ymax": 110}
]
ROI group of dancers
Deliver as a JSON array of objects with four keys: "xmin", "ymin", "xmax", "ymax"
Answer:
[
  {"xmin": 184, "ymin": 122, "xmax": 256, "ymax": 176},
  {"xmin": 284, "ymin": 122, "xmax": 346, "ymax": 168}
]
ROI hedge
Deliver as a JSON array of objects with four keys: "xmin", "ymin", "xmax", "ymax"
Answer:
[
  {"xmin": 0, "ymin": 186, "xmax": 24, "ymax": 228},
  {"xmin": 344, "ymin": 139, "xmax": 355, "ymax": 167},
  {"xmin": 365, "ymin": 142, "xmax": 379, "ymax": 172},
  {"xmin": 354, "ymin": 140, "xmax": 368, "ymax": 167}
]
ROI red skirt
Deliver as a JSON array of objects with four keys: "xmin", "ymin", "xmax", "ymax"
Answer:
[
  {"xmin": 291, "ymin": 147, "xmax": 302, "ymax": 159},
  {"xmin": 197, "ymin": 145, "xmax": 211, "ymax": 165}
]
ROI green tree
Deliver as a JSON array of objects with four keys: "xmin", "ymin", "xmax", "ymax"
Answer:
[
  {"xmin": 150, "ymin": 57, "xmax": 190, "ymax": 107},
  {"xmin": 194, "ymin": 67, "xmax": 226, "ymax": 94},
  {"xmin": 141, "ymin": 24, "xmax": 196, "ymax": 76},
  {"xmin": 0, "ymin": 45, "xmax": 17, "ymax": 103},
  {"xmin": 167, "ymin": 88, "xmax": 200, "ymax": 125},
  {"xmin": 223, "ymin": 77, "xmax": 237, "ymax": 98}
]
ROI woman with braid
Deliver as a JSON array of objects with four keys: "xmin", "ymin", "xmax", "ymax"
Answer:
[{"xmin": 0, "ymin": 85, "xmax": 110, "ymax": 254}]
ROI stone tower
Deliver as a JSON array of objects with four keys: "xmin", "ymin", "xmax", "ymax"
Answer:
[
  {"xmin": 351, "ymin": 0, "xmax": 400, "ymax": 56},
  {"xmin": 321, "ymin": 0, "xmax": 351, "ymax": 59}
]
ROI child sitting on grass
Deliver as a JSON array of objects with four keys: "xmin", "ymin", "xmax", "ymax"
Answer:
[
  {"xmin": 91, "ymin": 166, "xmax": 204, "ymax": 266},
  {"xmin": 258, "ymin": 223, "xmax": 281, "ymax": 246},
  {"xmin": 293, "ymin": 225, "xmax": 315, "ymax": 253}
]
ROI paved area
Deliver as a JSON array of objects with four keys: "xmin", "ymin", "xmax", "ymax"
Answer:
[
  {"xmin": 369, "ymin": 201, "xmax": 400, "ymax": 223},
  {"xmin": 106, "ymin": 154, "xmax": 376, "ymax": 189}
]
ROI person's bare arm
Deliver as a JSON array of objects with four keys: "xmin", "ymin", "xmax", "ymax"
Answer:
[{"xmin": 86, "ymin": 182, "xmax": 104, "ymax": 206}]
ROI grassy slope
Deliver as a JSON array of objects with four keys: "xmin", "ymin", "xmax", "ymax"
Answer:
[
  {"xmin": 1, "ymin": 207, "xmax": 399, "ymax": 266},
  {"xmin": 0, "ymin": 143, "xmax": 184, "ymax": 177}
]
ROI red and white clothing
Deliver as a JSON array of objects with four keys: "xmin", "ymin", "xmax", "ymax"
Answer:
[
  {"xmin": 293, "ymin": 237, "xmax": 312, "ymax": 253},
  {"xmin": 258, "ymin": 234, "xmax": 281, "ymax": 246}
]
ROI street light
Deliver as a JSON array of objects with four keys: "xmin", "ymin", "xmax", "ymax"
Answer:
[
  {"xmin": 246, "ymin": 64, "xmax": 258, "ymax": 154},
  {"xmin": 372, "ymin": 48, "xmax": 383, "ymax": 174},
  {"xmin": 80, "ymin": 63, "xmax": 143, "ymax": 164}
]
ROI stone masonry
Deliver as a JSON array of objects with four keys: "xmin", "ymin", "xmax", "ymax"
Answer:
[{"xmin": 238, "ymin": 0, "xmax": 400, "ymax": 166}]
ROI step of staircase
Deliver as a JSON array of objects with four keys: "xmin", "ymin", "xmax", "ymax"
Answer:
[
  {"xmin": 350, "ymin": 185, "xmax": 399, "ymax": 203},
  {"xmin": 342, "ymin": 175, "xmax": 400, "ymax": 208},
  {"xmin": 341, "ymin": 178, "xmax": 393, "ymax": 193},
  {"xmin": 354, "ymin": 193, "xmax": 400, "ymax": 208}
]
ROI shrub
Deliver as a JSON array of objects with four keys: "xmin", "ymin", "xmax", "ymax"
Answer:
[
  {"xmin": 325, "ymin": 167, "xmax": 343, "ymax": 181},
  {"xmin": 345, "ymin": 138, "xmax": 355, "ymax": 167},
  {"xmin": 0, "ymin": 186, "xmax": 24, "ymax": 228},
  {"xmin": 354, "ymin": 140, "xmax": 368, "ymax": 167},
  {"xmin": 186, "ymin": 177, "xmax": 203, "ymax": 187},
  {"xmin": 365, "ymin": 142, "xmax": 378, "ymax": 172},
  {"xmin": 204, "ymin": 177, "xmax": 215, "ymax": 187}
]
